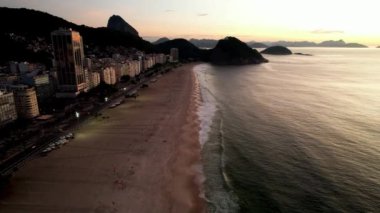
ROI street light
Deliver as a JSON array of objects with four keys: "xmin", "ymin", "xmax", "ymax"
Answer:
[
  {"xmin": 123, "ymin": 87, "xmax": 127, "ymax": 91},
  {"xmin": 105, "ymin": 97, "xmax": 109, "ymax": 102},
  {"xmin": 75, "ymin": 111, "xmax": 80, "ymax": 129}
]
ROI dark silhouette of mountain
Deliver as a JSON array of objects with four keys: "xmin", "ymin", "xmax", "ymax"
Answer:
[
  {"xmin": 209, "ymin": 37, "xmax": 268, "ymax": 65},
  {"xmin": 377, "ymin": 46, "xmax": 380, "ymax": 48},
  {"xmin": 153, "ymin": 37, "xmax": 170, "ymax": 45},
  {"xmin": 189, "ymin": 39, "xmax": 218, "ymax": 48},
  {"xmin": 261, "ymin": 46, "xmax": 292, "ymax": 55},
  {"xmin": 265, "ymin": 40, "xmax": 367, "ymax": 48},
  {"xmin": 156, "ymin": 37, "xmax": 267, "ymax": 65},
  {"xmin": 0, "ymin": 7, "xmax": 154, "ymax": 65},
  {"xmin": 107, "ymin": 15, "xmax": 139, "ymax": 37},
  {"xmin": 247, "ymin": 41, "xmax": 268, "ymax": 48},
  {"xmin": 189, "ymin": 39, "xmax": 268, "ymax": 49},
  {"xmin": 155, "ymin": 39, "xmax": 207, "ymax": 60},
  {"xmin": 0, "ymin": 8, "xmax": 268, "ymax": 66},
  {"xmin": 0, "ymin": 33, "xmax": 52, "ymax": 66}
]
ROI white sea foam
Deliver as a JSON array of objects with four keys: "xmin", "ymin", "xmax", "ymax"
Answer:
[
  {"xmin": 192, "ymin": 64, "xmax": 217, "ymax": 205},
  {"xmin": 193, "ymin": 64, "xmax": 218, "ymax": 148},
  {"xmin": 193, "ymin": 64, "xmax": 240, "ymax": 213}
]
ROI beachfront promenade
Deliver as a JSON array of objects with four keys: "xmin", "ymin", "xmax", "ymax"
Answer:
[{"xmin": 0, "ymin": 64, "xmax": 204, "ymax": 213}]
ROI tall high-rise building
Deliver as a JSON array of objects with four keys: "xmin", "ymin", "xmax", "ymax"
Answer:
[
  {"xmin": 170, "ymin": 48, "xmax": 179, "ymax": 63},
  {"xmin": 51, "ymin": 29, "xmax": 87, "ymax": 98},
  {"xmin": 0, "ymin": 91, "xmax": 17, "ymax": 127}
]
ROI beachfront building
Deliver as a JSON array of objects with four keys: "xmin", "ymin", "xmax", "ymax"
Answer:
[
  {"xmin": 119, "ymin": 62, "xmax": 129, "ymax": 77},
  {"xmin": 88, "ymin": 71, "xmax": 101, "ymax": 89},
  {"xmin": 51, "ymin": 29, "xmax": 87, "ymax": 98},
  {"xmin": 10, "ymin": 85, "xmax": 40, "ymax": 119},
  {"xmin": 112, "ymin": 62, "xmax": 124, "ymax": 82},
  {"xmin": 155, "ymin": 53, "xmax": 167, "ymax": 64},
  {"xmin": 0, "ymin": 91, "xmax": 17, "ymax": 127},
  {"xmin": 143, "ymin": 55, "xmax": 155, "ymax": 71},
  {"xmin": 20, "ymin": 73, "xmax": 55, "ymax": 103},
  {"xmin": 170, "ymin": 48, "xmax": 179, "ymax": 63},
  {"xmin": 126, "ymin": 60, "xmax": 142, "ymax": 77},
  {"xmin": 31, "ymin": 74, "xmax": 55, "ymax": 103},
  {"xmin": 101, "ymin": 67, "xmax": 117, "ymax": 85}
]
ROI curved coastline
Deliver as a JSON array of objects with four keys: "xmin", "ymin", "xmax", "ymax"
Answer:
[
  {"xmin": 194, "ymin": 64, "xmax": 240, "ymax": 213},
  {"xmin": 167, "ymin": 63, "xmax": 206, "ymax": 213},
  {"xmin": 0, "ymin": 63, "xmax": 206, "ymax": 213}
]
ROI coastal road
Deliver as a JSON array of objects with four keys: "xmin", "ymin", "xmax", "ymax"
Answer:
[{"xmin": 0, "ymin": 66, "xmax": 171, "ymax": 179}]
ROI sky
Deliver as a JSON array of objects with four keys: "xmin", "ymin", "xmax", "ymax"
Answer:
[{"xmin": 2, "ymin": 0, "xmax": 380, "ymax": 46}]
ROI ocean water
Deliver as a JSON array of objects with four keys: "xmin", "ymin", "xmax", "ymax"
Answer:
[{"xmin": 195, "ymin": 48, "xmax": 380, "ymax": 213}]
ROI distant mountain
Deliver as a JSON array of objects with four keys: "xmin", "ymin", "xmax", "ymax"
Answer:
[
  {"xmin": 0, "ymin": 7, "xmax": 154, "ymax": 65},
  {"xmin": 318, "ymin": 40, "xmax": 347, "ymax": 47},
  {"xmin": 189, "ymin": 39, "xmax": 268, "ymax": 49},
  {"xmin": 343, "ymin": 43, "xmax": 367, "ymax": 48},
  {"xmin": 264, "ymin": 40, "xmax": 367, "ymax": 48},
  {"xmin": 155, "ymin": 39, "xmax": 207, "ymax": 60},
  {"xmin": 378, "ymin": 46, "xmax": 380, "ymax": 48},
  {"xmin": 261, "ymin": 46, "xmax": 292, "ymax": 55},
  {"xmin": 209, "ymin": 37, "xmax": 268, "ymax": 65},
  {"xmin": 107, "ymin": 15, "xmax": 139, "ymax": 37},
  {"xmin": 318, "ymin": 40, "xmax": 367, "ymax": 48},
  {"xmin": 189, "ymin": 39, "xmax": 218, "ymax": 48},
  {"xmin": 153, "ymin": 37, "xmax": 170, "ymax": 45},
  {"xmin": 265, "ymin": 41, "xmax": 317, "ymax": 47},
  {"xmin": 246, "ymin": 41, "xmax": 268, "ymax": 48}
]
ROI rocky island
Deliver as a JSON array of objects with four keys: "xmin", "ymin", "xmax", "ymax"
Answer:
[
  {"xmin": 261, "ymin": 46, "xmax": 292, "ymax": 55},
  {"xmin": 294, "ymin": 53, "xmax": 313, "ymax": 56},
  {"xmin": 209, "ymin": 37, "xmax": 268, "ymax": 65}
]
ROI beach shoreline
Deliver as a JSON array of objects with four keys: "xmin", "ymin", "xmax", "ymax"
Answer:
[{"xmin": 0, "ymin": 63, "xmax": 205, "ymax": 213}]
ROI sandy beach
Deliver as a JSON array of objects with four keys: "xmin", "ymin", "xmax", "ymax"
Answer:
[{"xmin": 0, "ymin": 64, "xmax": 205, "ymax": 213}]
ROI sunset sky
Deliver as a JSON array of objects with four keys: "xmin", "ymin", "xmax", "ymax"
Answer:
[{"xmin": 2, "ymin": 0, "xmax": 380, "ymax": 46}]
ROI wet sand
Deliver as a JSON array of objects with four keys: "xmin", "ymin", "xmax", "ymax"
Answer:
[{"xmin": 0, "ymin": 64, "xmax": 205, "ymax": 213}]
